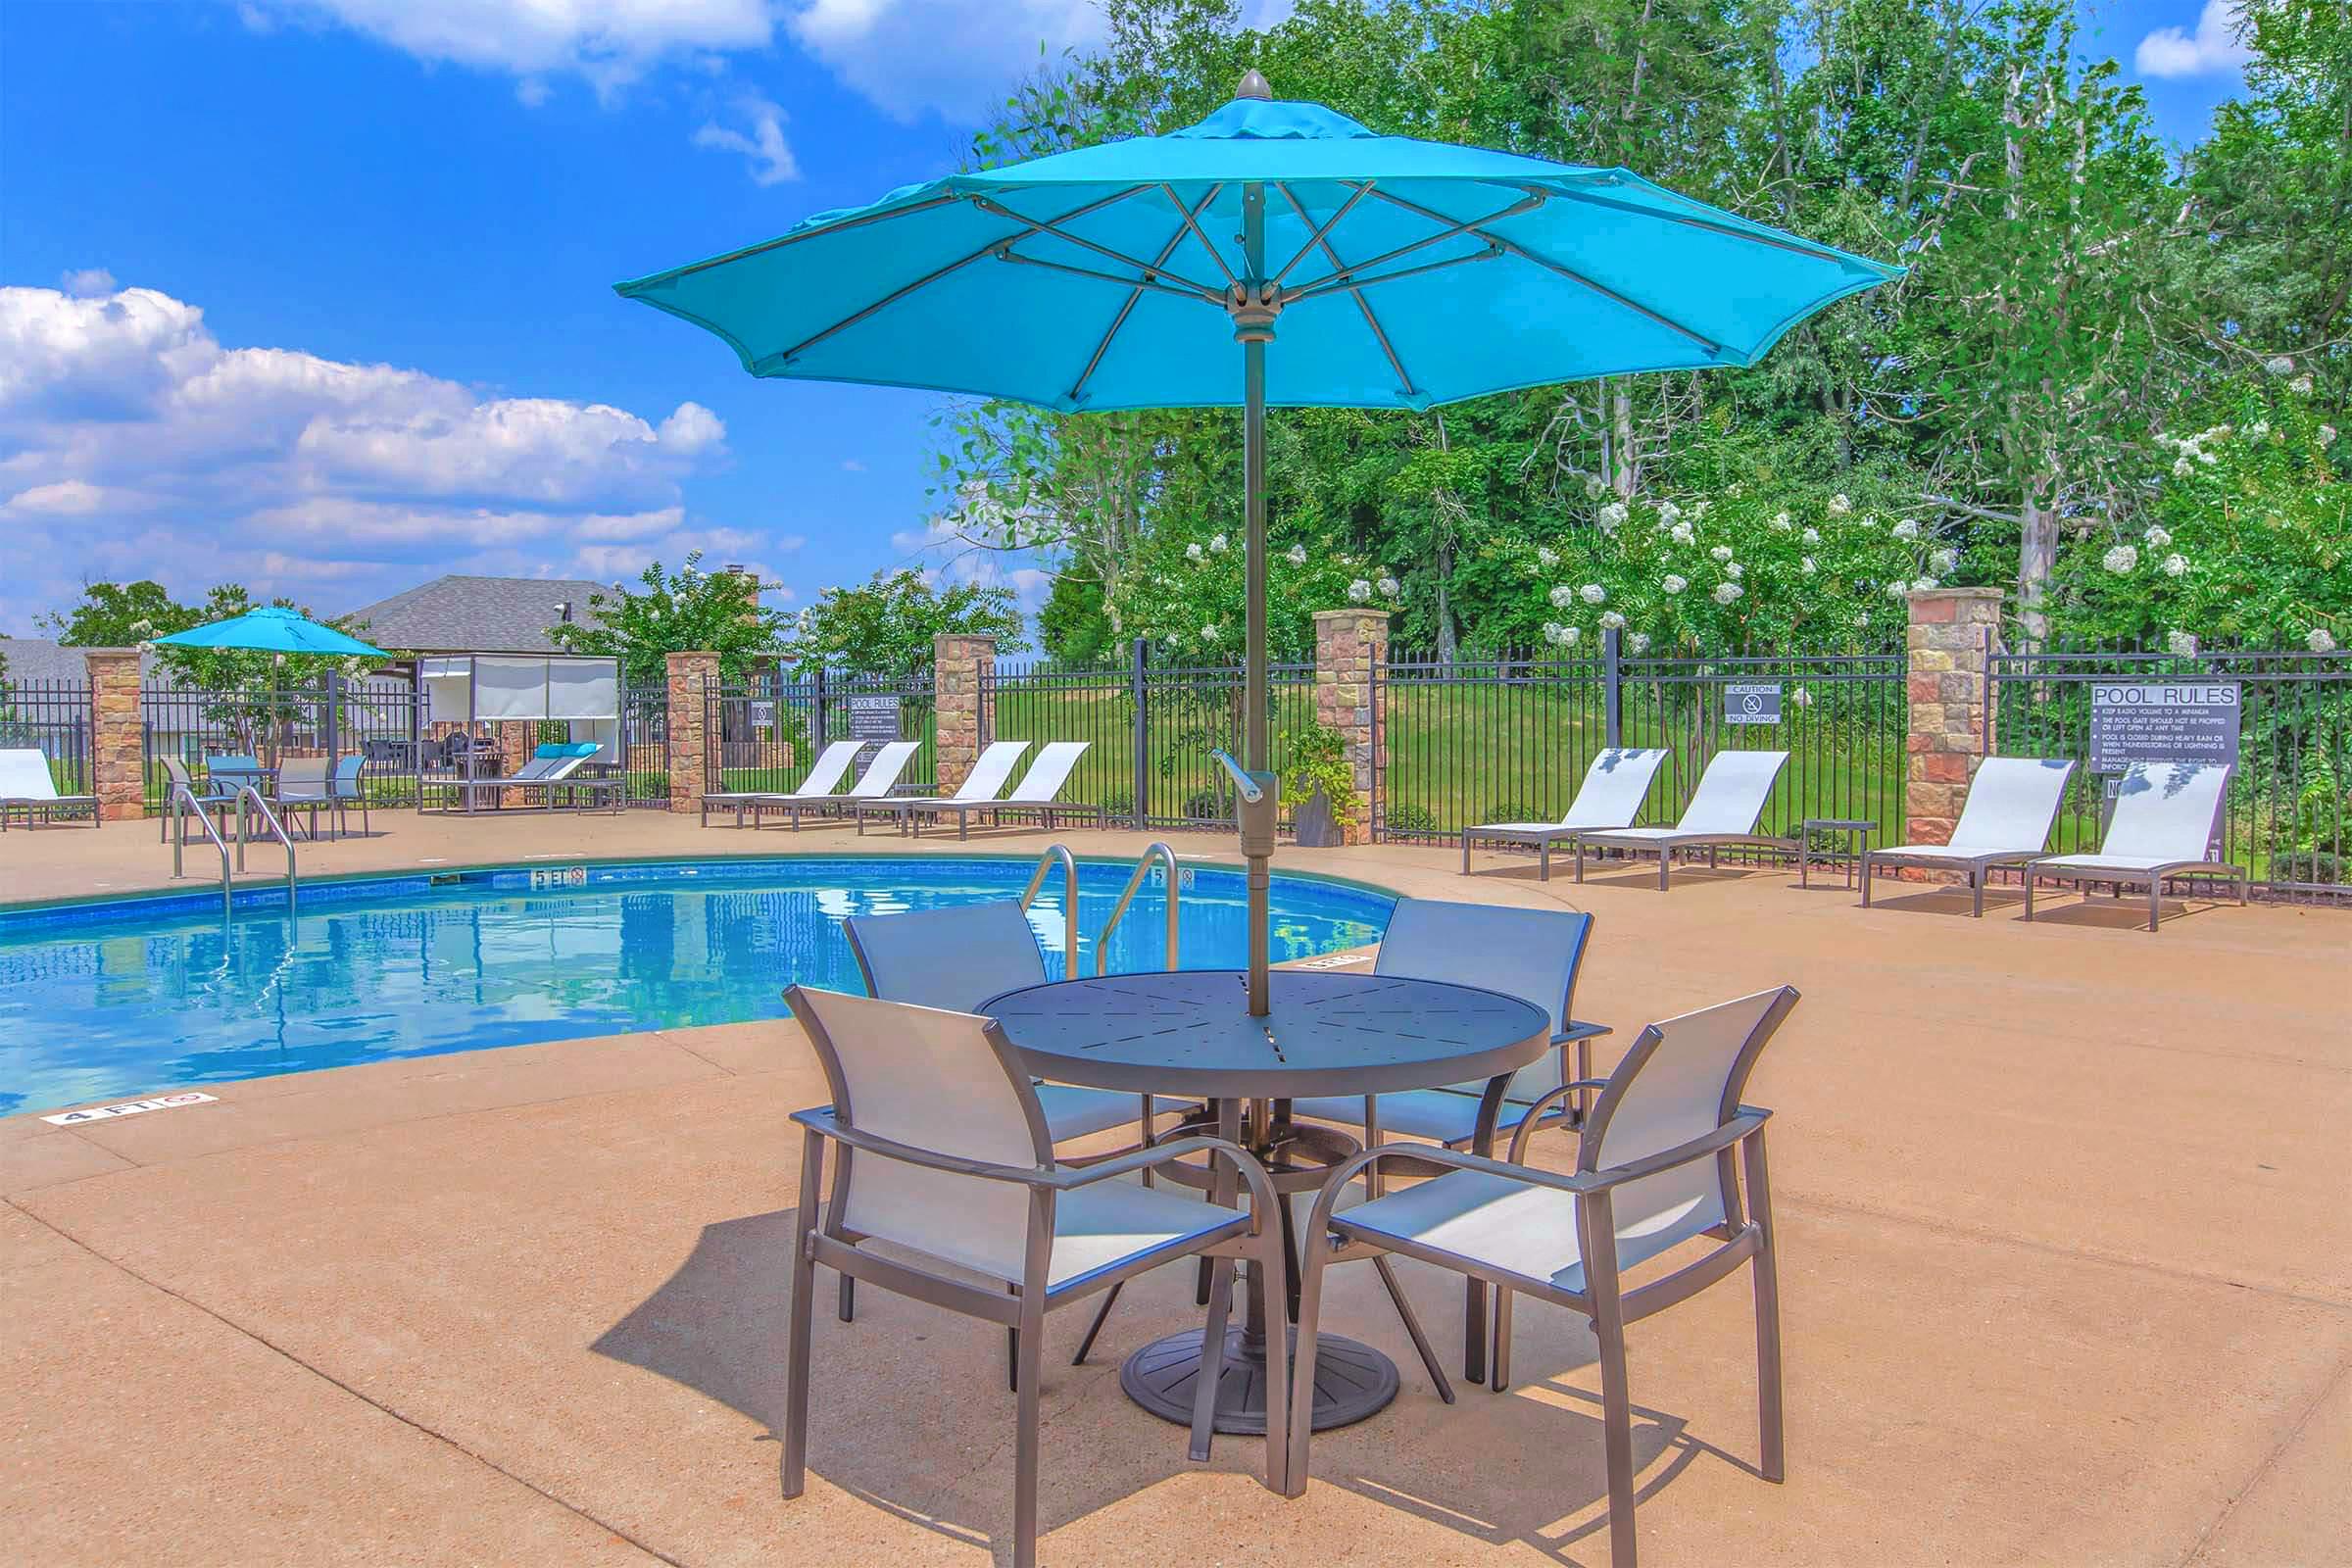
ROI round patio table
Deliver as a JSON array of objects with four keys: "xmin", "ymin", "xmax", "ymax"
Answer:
[{"xmin": 982, "ymin": 967, "xmax": 1548, "ymax": 1436}]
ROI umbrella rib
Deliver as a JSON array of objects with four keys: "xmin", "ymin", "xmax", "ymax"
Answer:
[
  {"xmin": 1533, "ymin": 182, "xmax": 1871, "ymax": 270},
  {"xmin": 992, "ymin": 249, "xmax": 1226, "ymax": 306},
  {"xmin": 1157, "ymin": 183, "xmax": 1238, "ymax": 289},
  {"xmin": 632, "ymin": 191, "xmax": 967, "ymax": 286},
  {"xmin": 1362, "ymin": 186, "xmax": 1726, "ymax": 358},
  {"xmin": 1275, "ymin": 182, "xmax": 1417, "ymax": 399},
  {"xmin": 1275, "ymin": 193, "xmax": 1540, "ymax": 300},
  {"xmin": 1269, "ymin": 181, "xmax": 1374, "ymax": 288},
  {"xmin": 771, "ymin": 188, "xmax": 1146, "ymax": 367},
  {"xmin": 1281, "ymin": 245, "xmax": 1505, "ymax": 307},
  {"xmin": 971, "ymin": 195, "xmax": 1223, "ymax": 300},
  {"xmin": 1069, "ymin": 184, "xmax": 1223, "ymax": 404}
]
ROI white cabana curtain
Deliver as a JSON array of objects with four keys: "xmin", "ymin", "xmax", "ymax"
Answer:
[{"xmin": 419, "ymin": 656, "xmax": 620, "ymax": 723}]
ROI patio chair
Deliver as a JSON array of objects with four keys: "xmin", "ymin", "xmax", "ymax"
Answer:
[
  {"xmin": 1460, "ymin": 747, "xmax": 1671, "ymax": 880},
  {"xmin": 0, "ymin": 748, "xmax": 100, "ymax": 831},
  {"xmin": 159, "ymin": 758, "xmax": 237, "ymax": 843},
  {"xmin": 701, "ymin": 738, "xmax": 859, "ymax": 827},
  {"xmin": 1570, "ymin": 750, "xmax": 1790, "ymax": 890},
  {"xmin": 782, "ymin": 985, "xmax": 1291, "ymax": 1568},
  {"xmin": 2021, "ymin": 760, "xmax": 2246, "ymax": 931},
  {"xmin": 1289, "ymin": 899, "xmax": 1605, "ymax": 1382},
  {"xmin": 899, "ymin": 740, "xmax": 1103, "ymax": 839},
  {"xmin": 326, "ymin": 754, "xmax": 371, "ymax": 837},
  {"xmin": 856, "ymin": 739, "xmax": 1029, "ymax": 837},
  {"xmin": 1287, "ymin": 986, "xmax": 1801, "ymax": 1568},
  {"xmin": 271, "ymin": 757, "xmax": 333, "ymax": 839},
  {"xmin": 1860, "ymin": 757, "xmax": 2076, "ymax": 916}
]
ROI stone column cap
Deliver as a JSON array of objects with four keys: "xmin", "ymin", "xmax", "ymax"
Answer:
[
  {"xmin": 80, "ymin": 646, "xmax": 145, "ymax": 660},
  {"xmin": 663, "ymin": 649, "xmax": 720, "ymax": 662},
  {"xmin": 1311, "ymin": 607, "xmax": 1392, "ymax": 623},
  {"xmin": 1903, "ymin": 586, "xmax": 2003, "ymax": 600}
]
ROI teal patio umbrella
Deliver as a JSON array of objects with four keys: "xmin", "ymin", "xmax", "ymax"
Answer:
[
  {"xmin": 153, "ymin": 605, "xmax": 386, "ymax": 659},
  {"xmin": 617, "ymin": 73, "xmax": 1899, "ymax": 1013}
]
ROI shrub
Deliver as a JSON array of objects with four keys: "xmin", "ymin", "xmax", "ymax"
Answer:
[{"xmin": 1381, "ymin": 802, "xmax": 1440, "ymax": 836}]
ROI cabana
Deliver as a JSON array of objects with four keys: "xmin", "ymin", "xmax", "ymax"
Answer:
[{"xmin": 416, "ymin": 655, "xmax": 623, "ymax": 813}]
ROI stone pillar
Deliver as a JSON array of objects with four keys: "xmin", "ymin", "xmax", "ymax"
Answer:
[
  {"xmin": 1904, "ymin": 587, "xmax": 2003, "ymax": 846},
  {"xmin": 933, "ymin": 634, "xmax": 996, "ymax": 794},
  {"xmin": 665, "ymin": 651, "xmax": 718, "ymax": 814},
  {"xmin": 83, "ymin": 648, "xmax": 145, "ymax": 821},
  {"xmin": 1312, "ymin": 609, "xmax": 1390, "ymax": 846}
]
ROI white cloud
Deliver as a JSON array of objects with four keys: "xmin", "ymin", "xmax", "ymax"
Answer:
[
  {"xmin": 840, "ymin": 457, "xmax": 865, "ymax": 471},
  {"xmin": 2134, "ymin": 0, "xmax": 2251, "ymax": 78},
  {"xmin": 0, "ymin": 282, "xmax": 776, "ymax": 631},
  {"xmin": 694, "ymin": 93, "xmax": 802, "ymax": 185},
  {"xmin": 787, "ymin": 0, "xmax": 1107, "ymax": 122},
  {"xmin": 243, "ymin": 0, "xmax": 776, "ymax": 101}
]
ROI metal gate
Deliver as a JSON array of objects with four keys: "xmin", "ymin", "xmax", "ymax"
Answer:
[
  {"xmin": 0, "ymin": 680, "xmax": 93, "ymax": 798},
  {"xmin": 1990, "ymin": 641, "xmax": 2351, "ymax": 900}
]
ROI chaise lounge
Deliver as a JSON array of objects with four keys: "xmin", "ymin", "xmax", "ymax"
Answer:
[
  {"xmin": 0, "ymin": 748, "xmax": 99, "ymax": 830},
  {"xmin": 1860, "ymin": 756, "xmax": 2077, "ymax": 916},
  {"xmin": 2020, "ymin": 760, "xmax": 2247, "ymax": 931},
  {"xmin": 1570, "ymin": 750, "xmax": 1790, "ymax": 890},
  {"xmin": 1460, "ymin": 747, "xmax": 1671, "ymax": 880}
]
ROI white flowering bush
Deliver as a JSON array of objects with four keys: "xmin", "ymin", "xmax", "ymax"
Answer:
[
  {"xmin": 1107, "ymin": 522, "xmax": 1399, "ymax": 662},
  {"xmin": 2052, "ymin": 393, "xmax": 2346, "ymax": 652}
]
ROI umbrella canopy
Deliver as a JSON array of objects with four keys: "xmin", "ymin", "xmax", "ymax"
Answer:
[
  {"xmin": 616, "ymin": 91, "xmax": 1898, "ymax": 413},
  {"xmin": 617, "ymin": 74, "xmax": 1898, "ymax": 1012},
  {"xmin": 152, "ymin": 606, "xmax": 387, "ymax": 659}
]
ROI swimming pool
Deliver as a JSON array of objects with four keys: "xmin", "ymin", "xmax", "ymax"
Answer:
[{"xmin": 0, "ymin": 857, "xmax": 1393, "ymax": 1115}]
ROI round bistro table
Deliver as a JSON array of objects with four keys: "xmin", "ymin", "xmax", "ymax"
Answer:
[{"xmin": 982, "ymin": 968, "xmax": 1549, "ymax": 1435}]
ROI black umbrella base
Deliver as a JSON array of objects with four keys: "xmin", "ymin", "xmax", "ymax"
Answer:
[{"xmin": 1120, "ymin": 1325, "xmax": 1398, "ymax": 1435}]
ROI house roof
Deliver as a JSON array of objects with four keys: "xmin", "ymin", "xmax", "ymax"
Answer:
[
  {"xmin": 340, "ymin": 575, "xmax": 608, "ymax": 656},
  {"xmin": 0, "ymin": 638, "xmax": 156, "ymax": 686}
]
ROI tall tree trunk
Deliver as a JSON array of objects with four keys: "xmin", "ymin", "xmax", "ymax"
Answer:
[
  {"xmin": 1435, "ymin": 538, "xmax": 1458, "ymax": 664},
  {"xmin": 2017, "ymin": 480, "xmax": 2058, "ymax": 648},
  {"xmin": 1610, "ymin": 382, "xmax": 1636, "ymax": 497}
]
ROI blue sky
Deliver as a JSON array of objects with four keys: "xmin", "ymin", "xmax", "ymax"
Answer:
[{"xmin": 0, "ymin": 0, "xmax": 2257, "ymax": 637}]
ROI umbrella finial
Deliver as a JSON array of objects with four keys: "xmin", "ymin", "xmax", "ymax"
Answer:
[{"xmin": 1235, "ymin": 69, "xmax": 1271, "ymax": 100}]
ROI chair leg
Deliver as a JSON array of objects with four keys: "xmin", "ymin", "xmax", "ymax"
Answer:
[
  {"xmin": 1489, "ymin": 1285, "xmax": 1514, "ymax": 1393},
  {"xmin": 838, "ymin": 1274, "xmax": 855, "ymax": 1322},
  {"xmin": 1972, "ymin": 868, "xmax": 1984, "ymax": 918},
  {"xmin": 2147, "ymin": 877, "xmax": 2161, "ymax": 933},
  {"xmin": 1006, "ymin": 1284, "xmax": 1021, "ymax": 1392},
  {"xmin": 1593, "ymin": 1305, "xmax": 1640, "ymax": 1568},
  {"xmin": 1745, "ymin": 1133, "xmax": 1787, "ymax": 1483},
  {"xmin": 1189, "ymin": 1258, "xmax": 1234, "ymax": 1462},
  {"xmin": 1372, "ymin": 1254, "xmax": 1452, "ymax": 1403},
  {"xmin": 2022, "ymin": 872, "xmax": 2036, "ymax": 921},
  {"xmin": 1463, "ymin": 1274, "xmax": 1487, "ymax": 1386},
  {"xmin": 1011, "ymin": 1295, "xmax": 1044, "ymax": 1568},
  {"xmin": 1658, "ymin": 850, "xmax": 1671, "ymax": 892},
  {"xmin": 1574, "ymin": 839, "xmax": 1586, "ymax": 883},
  {"xmin": 1859, "ymin": 853, "xmax": 1872, "ymax": 906},
  {"xmin": 1283, "ymin": 1228, "xmax": 1335, "ymax": 1495},
  {"xmin": 1071, "ymin": 1281, "xmax": 1122, "ymax": 1367},
  {"xmin": 783, "ymin": 1131, "xmax": 822, "ymax": 1499},
  {"xmin": 1460, "ymin": 827, "xmax": 1471, "ymax": 876}
]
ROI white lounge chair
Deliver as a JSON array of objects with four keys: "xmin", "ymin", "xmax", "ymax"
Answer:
[
  {"xmin": 900, "ymin": 740, "xmax": 1102, "ymax": 839},
  {"xmin": 703, "ymin": 739, "xmax": 860, "ymax": 828},
  {"xmin": 0, "ymin": 748, "xmax": 99, "ymax": 830},
  {"xmin": 855, "ymin": 739, "xmax": 1030, "ymax": 838},
  {"xmin": 427, "ymin": 743, "xmax": 607, "ymax": 812},
  {"xmin": 1861, "ymin": 757, "xmax": 2077, "ymax": 916},
  {"xmin": 1287, "ymin": 986, "xmax": 1801, "ymax": 1568},
  {"xmin": 781, "ymin": 986, "xmax": 1291, "ymax": 1568},
  {"xmin": 1571, "ymin": 750, "xmax": 1791, "ymax": 890},
  {"xmin": 1460, "ymin": 747, "xmax": 1670, "ymax": 880},
  {"xmin": 2022, "ymin": 760, "xmax": 2247, "ymax": 931}
]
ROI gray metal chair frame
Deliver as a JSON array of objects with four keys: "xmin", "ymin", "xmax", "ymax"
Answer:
[
  {"xmin": 158, "ymin": 758, "xmax": 237, "ymax": 844},
  {"xmin": 1860, "ymin": 757, "xmax": 2076, "ymax": 916},
  {"xmin": 783, "ymin": 985, "xmax": 1292, "ymax": 1568},
  {"xmin": 701, "ymin": 738, "xmax": 864, "ymax": 828},
  {"xmin": 854, "ymin": 739, "xmax": 1033, "ymax": 838},
  {"xmin": 897, "ymin": 741, "xmax": 1108, "ymax": 839},
  {"xmin": 1571, "ymin": 750, "xmax": 1792, "ymax": 890},
  {"xmin": 1285, "ymin": 986, "xmax": 1800, "ymax": 1568},
  {"xmin": 1459, "ymin": 747, "xmax": 1672, "ymax": 881},
  {"xmin": 0, "ymin": 747, "xmax": 101, "ymax": 831},
  {"xmin": 272, "ymin": 757, "xmax": 334, "ymax": 840}
]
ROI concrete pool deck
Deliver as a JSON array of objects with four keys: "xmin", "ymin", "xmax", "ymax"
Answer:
[{"xmin": 2, "ymin": 809, "xmax": 2347, "ymax": 1565}]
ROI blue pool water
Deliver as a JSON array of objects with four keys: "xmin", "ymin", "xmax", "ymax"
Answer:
[{"xmin": 0, "ymin": 857, "xmax": 1392, "ymax": 1115}]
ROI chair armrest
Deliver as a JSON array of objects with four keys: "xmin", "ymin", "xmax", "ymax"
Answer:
[
  {"xmin": 1317, "ymin": 1108, "xmax": 1774, "ymax": 1214},
  {"xmin": 1049, "ymin": 1134, "xmax": 1281, "ymax": 1234},
  {"xmin": 1554, "ymin": 1021, "xmax": 1612, "ymax": 1045},
  {"xmin": 1503, "ymin": 1079, "xmax": 1615, "ymax": 1163},
  {"xmin": 790, "ymin": 1106, "xmax": 1054, "ymax": 1188}
]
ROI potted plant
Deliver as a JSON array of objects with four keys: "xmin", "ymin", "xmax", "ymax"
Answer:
[{"xmin": 1286, "ymin": 723, "xmax": 1361, "ymax": 848}]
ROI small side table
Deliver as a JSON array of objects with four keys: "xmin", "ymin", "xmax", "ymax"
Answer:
[{"xmin": 1799, "ymin": 817, "xmax": 1876, "ymax": 889}]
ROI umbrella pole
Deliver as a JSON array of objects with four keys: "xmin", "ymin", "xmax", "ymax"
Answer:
[{"xmin": 1241, "ymin": 180, "xmax": 1272, "ymax": 1018}]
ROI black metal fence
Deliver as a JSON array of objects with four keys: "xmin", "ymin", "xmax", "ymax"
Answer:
[
  {"xmin": 1376, "ymin": 637, "xmax": 1907, "ymax": 852},
  {"xmin": 0, "ymin": 680, "xmax": 93, "ymax": 796},
  {"xmin": 982, "ymin": 644, "xmax": 1317, "ymax": 830},
  {"xmin": 1990, "ymin": 639, "xmax": 2351, "ymax": 899},
  {"xmin": 138, "ymin": 678, "xmax": 422, "ymax": 810},
  {"xmin": 620, "ymin": 681, "xmax": 669, "ymax": 806},
  {"xmin": 703, "ymin": 669, "xmax": 937, "ymax": 798}
]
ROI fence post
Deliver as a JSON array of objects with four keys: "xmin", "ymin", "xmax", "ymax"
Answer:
[
  {"xmin": 811, "ymin": 663, "xmax": 829, "ymax": 755},
  {"xmin": 1602, "ymin": 626, "xmax": 1624, "ymax": 748},
  {"xmin": 323, "ymin": 668, "xmax": 341, "ymax": 776},
  {"xmin": 1903, "ymin": 587, "xmax": 2004, "ymax": 847},
  {"xmin": 1313, "ymin": 608, "xmax": 1391, "ymax": 846},
  {"xmin": 1130, "ymin": 636, "xmax": 1151, "ymax": 829},
  {"xmin": 665, "ymin": 650, "xmax": 718, "ymax": 815},
  {"xmin": 83, "ymin": 648, "xmax": 144, "ymax": 821},
  {"xmin": 933, "ymin": 634, "xmax": 996, "ymax": 794}
]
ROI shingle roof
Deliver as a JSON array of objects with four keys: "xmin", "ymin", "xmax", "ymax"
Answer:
[
  {"xmin": 0, "ymin": 638, "xmax": 156, "ymax": 686},
  {"xmin": 340, "ymin": 575, "xmax": 609, "ymax": 656}
]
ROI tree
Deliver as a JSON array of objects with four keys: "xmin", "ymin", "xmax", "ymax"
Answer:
[
  {"xmin": 43, "ymin": 579, "xmax": 377, "ymax": 690},
  {"xmin": 787, "ymin": 569, "xmax": 1026, "ymax": 679},
  {"xmin": 40, "ymin": 579, "xmax": 202, "ymax": 647},
  {"xmin": 549, "ymin": 553, "xmax": 792, "ymax": 687}
]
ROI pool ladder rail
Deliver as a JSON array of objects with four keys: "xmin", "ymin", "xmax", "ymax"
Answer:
[
  {"xmin": 169, "ymin": 782, "xmax": 298, "ymax": 917},
  {"xmin": 1017, "ymin": 842, "xmax": 1185, "ymax": 977}
]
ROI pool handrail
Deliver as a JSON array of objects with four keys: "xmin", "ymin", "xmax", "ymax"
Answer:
[
  {"xmin": 1096, "ymin": 843, "xmax": 1183, "ymax": 976},
  {"xmin": 1018, "ymin": 844, "xmax": 1079, "ymax": 971},
  {"xmin": 170, "ymin": 781, "xmax": 235, "ymax": 919},
  {"xmin": 235, "ymin": 785, "xmax": 298, "ymax": 913}
]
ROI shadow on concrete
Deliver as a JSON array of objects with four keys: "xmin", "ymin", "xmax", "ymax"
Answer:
[{"xmin": 595, "ymin": 1207, "xmax": 1695, "ymax": 1564}]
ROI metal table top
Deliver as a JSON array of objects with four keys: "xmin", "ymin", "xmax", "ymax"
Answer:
[{"xmin": 981, "ymin": 968, "xmax": 1550, "ymax": 1101}]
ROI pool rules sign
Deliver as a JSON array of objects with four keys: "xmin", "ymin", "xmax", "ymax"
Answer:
[{"xmin": 2087, "ymin": 682, "xmax": 2240, "ymax": 773}]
